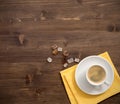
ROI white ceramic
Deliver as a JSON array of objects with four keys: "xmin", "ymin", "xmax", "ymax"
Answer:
[
  {"xmin": 75, "ymin": 55, "xmax": 114, "ymax": 95},
  {"xmin": 86, "ymin": 65, "xmax": 108, "ymax": 86}
]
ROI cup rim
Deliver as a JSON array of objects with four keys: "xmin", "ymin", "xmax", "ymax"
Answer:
[{"xmin": 86, "ymin": 65, "xmax": 107, "ymax": 86}]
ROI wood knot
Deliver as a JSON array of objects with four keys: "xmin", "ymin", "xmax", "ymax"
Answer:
[
  {"xmin": 18, "ymin": 34, "xmax": 25, "ymax": 45},
  {"xmin": 76, "ymin": 0, "xmax": 82, "ymax": 4},
  {"xmin": 107, "ymin": 24, "xmax": 120, "ymax": 32},
  {"xmin": 40, "ymin": 10, "xmax": 47, "ymax": 20},
  {"xmin": 25, "ymin": 74, "xmax": 33, "ymax": 84},
  {"xmin": 35, "ymin": 88, "xmax": 42, "ymax": 96}
]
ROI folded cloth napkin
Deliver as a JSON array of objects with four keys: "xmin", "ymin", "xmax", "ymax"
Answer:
[{"xmin": 60, "ymin": 52, "xmax": 120, "ymax": 104}]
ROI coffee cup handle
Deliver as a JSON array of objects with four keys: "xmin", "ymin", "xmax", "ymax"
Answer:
[{"xmin": 104, "ymin": 81, "xmax": 110, "ymax": 86}]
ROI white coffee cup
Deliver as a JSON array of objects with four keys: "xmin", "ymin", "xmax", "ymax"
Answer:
[{"xmin": 86, "ymin": 65, "xmax": 109, "ymax": 86}]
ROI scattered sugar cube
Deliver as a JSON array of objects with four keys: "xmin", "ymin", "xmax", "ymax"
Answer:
[
  {"xmin": 74, "ymin": 58, "xmax": 80, "ymax": 63},
  {"xmin": 52, "ymin": 49, "xmax": 58, "ymax": 55},
  {"xmin": 63, "ymin": 50, "xmax": 69, "ymax": 57},
  {"xmin": 63, "ymin": 63, "xmax": 68, "ymax": 68},
  {"xmin": 51, "ymin": 44, "xmax": 58, "ymax": 50},
  {"xmin": 57, "ymin": 47, "xmax": 63, "ymax": 52},
  {"xmin": 47, "ymin": 57, "xmax": 52, "ymax": 63},
  {"xmin": 67, "ymin": 58, "xmax": 74, "ymax": 63},
  {"xmin": 16, "ymin": 18, "xmax": 22, "ymax": 22}
]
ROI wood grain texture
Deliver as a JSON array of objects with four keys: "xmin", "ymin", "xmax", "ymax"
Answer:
[{"xmin": 0, "ymin": 0, "xmax": 120, "ymax": 104}]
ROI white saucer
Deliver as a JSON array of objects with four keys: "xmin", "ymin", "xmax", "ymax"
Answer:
[{"xmin": 75, "ymin": 56, "xmax": 114, "ymax": 95}]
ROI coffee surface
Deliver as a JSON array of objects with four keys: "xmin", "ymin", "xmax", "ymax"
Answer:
[{"xmin": 88, "ymin": 65, "xmax": 106, "ymax": 83}]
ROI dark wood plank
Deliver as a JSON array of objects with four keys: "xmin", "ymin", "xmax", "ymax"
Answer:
[{"xmin": 0, "ymin": 0, "xmax": 120, "ymax": 104}]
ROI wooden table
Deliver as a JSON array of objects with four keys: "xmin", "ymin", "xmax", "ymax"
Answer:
[{"xmin": 0, "ymin": 0, "xmax": 120, "ymax": 104}]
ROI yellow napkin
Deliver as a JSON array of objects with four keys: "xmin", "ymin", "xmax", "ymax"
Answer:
[{"xmin": 60, "ymin": 52, "xmax": 120, "ymax": 104}]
